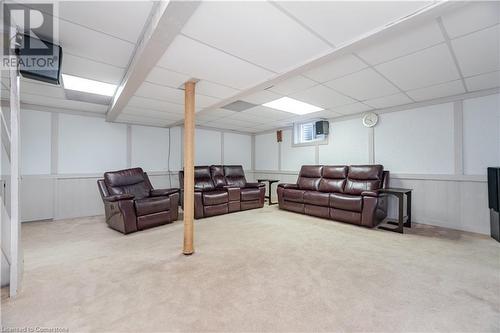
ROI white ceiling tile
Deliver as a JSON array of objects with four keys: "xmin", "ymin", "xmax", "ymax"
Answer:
[
  {"xmin": 303, "ymin": 54, "xmax": 368, "ymax": 83},
  {"xmin": 58, "ymin": 1, "xmax": 153, "ymax": 43},
  {"xmin": 307, "ymin": 109, "xmax": 344, "ymax": 119},
  {"xmin": 269, "ymin": 76, "xmax": 317, "ymax": 95},
  {"xmin": 465, "ymin": 71, "xmax": 500, "ymax": 91},
  {"xmin": 275, "ymin": 1, "xmax": 431, "ymax": 45},
  {"xmin": 241, "ymin": 106, "xmax": 293, "ymax": 121},
  {"xmin": 197, "ymin": 109, "xmax": 239, "ymax": 121},
  {"xmin": 375, "ymin": 43, "xmax": 459, "ymax": 90},
  {"xmin": 146, "ymin": 67, "xmax": 190, "ymax": 89},
  {"xmin": 357, "ymin": 20, "xmax": 445, "ymax": 65},
  {"xmin": 331, "ymin": 102, "xmax": 372, "ymax": 115},
  {"xmin": 157, "ymin": 35, "xmax": 274, "ymax": 90},
  {"xmin": 364, "ymin": 93, "xmax": 413, "ymax": 109},
  {"xmin": 128, "ymin": 96, "xmax": 184, "ymax": 114},
  {"xmin": 207, "ymin": 117, "xmax": 260, "ymax": 128},
  {"xmin": 240, "ymin": 90, "xmax": 282, "ymax": 105},
  {"xmin": 181, "ymin": 1, "xmax": 331, "ymax": 73},
  {"xmin": 325, "ymin": 68, "xmax": 399, "ymax": 100},
  {"xmin": 20, "ymin": 80, "xmax": 65, "ymax": 99},
  {"xmin": 20, "ymin": 93, "xmax": 108, "ymax": 113},
  {"xmin": 290, "ymin": 84, "xmax": 355, "ymax": 109},
  {"xmin": 452, "ymin": 25, "xmax": 500, "ymax": 77},
  {"xmin": 441, "ymin": 1, "xmax": 500, "ymax": 39},
  {"xmin": 196, "ymin": 81, "xmax": 240, "ymax": 99},
  {"xmin": 62, "ymin": 53, "xmax": 125, "ymax": 85},
  {"xmin": 406, "ymin": 80, "xmax": 465, "ymax": 101},
  {"xmin": 116, "ymin": 114, "xmax": 170, "ymax": 127},
  {"xmin": 225, "ymin": 112, "xmax": 267, "ymax": 123},
  {"xmin": 122, "ymin": 106, "xmax": 183, "ymax": 121},
  {"xmin": 136, "ymin": 82, "xmax": 184, "ymax": 104},
  {"xmin": 58, "ymin": 20, "xmax": 135, "ymax": 68}
]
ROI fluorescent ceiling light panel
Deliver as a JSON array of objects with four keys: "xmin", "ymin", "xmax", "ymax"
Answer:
[
  {"xmin": 62, "ymin": 74, "xmax": 117, "ymax": 96},
  {"xmin": 263, "ymin": 97, "xmax": 323, "ymax": 115}
]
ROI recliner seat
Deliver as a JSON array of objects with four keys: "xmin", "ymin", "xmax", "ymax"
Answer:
[
  {"xmin": 97, "ymin": 167, "xmax": 180, "ymax": 234},
  {"xmin": 277, "ymin": 165, "xmax": 389, "ymax": 227},
  {"xmin": 179, "ymin": 165, "xmax": 265, "ymax": 219}
]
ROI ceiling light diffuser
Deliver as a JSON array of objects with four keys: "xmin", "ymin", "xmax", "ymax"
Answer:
[
  {"xmin": 263, "ymin": 97, "xmax": 323, "ymax": 115},
  {"xmin": 62, "ymin": 74, "xmax": 117, "ymax": 96}
]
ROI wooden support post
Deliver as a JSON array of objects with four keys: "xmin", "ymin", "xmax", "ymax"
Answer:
[{"xmin": 183, "ymin": 81, "xmax": 196, "ymax": 255}]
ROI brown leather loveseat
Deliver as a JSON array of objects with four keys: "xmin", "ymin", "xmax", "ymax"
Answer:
[
  {"xmin": 179, "ymin": 165, "xmax": 265, "ymax": 219},
  {"xmin": 97, "ymin": 167, "xmax": 180, "ymax": 234},
  {"xmin": 277, "ymin": 165, "xmax": 389, "ymax": 227}
]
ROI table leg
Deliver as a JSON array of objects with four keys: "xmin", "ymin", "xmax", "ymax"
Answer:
[
  {"xmin": 397, "ymin": 193, "xmax": 404, "ymax": 233},
  {"xmin": 405, "ymin": 192, "xmax": 412, "ymax": 228}
]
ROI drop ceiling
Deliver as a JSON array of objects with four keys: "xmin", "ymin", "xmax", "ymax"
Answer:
[{"xmin": 1, "ymin": 1, "xmax": 499, "ymax": 133}]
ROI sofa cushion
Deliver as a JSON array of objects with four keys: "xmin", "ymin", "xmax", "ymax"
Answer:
[
  {"xmin": 318, "ymin": 165, "xmax": 347, "ymax": 193},
  {"xmin": 330, "ymin": 193, "xmax": 363, "ymax": 212},
  {"xmin": 194, "ymin": 166, "xmax": 215, "ymax": 191},
  {"xmin": 104, "ymin": 168, "xmax": 150, "ymax": 199},
  {"xmin": 240, "ymin": 188, "xmax": 260, "ymax": 201},
  {"xmin": 283, "ymin": 189, "xmax": 306, "ymax": 203},
  {"xmin": 345, "ymin": 165, "xmax": 383, "ymax": 195},
  {"xmin": 297, "ymin": 165, "xmax": 322, "ymax": 191},
  {"xmin": 134, "ymin": 196, "xmax": 170, "ymax": 216},
  {"xmin": 203, "ymin": 190, "xmax": 228, "ymax": 205},
  {"xmin": 224, "ymin": 165, "xmax": 247, "ymax": 187},
  {"xmin": 303, "ymin": 191, "xmax": 330, "ymax": 206},
  {"xmin": 210, "ymin": 165, "xmax": 227, "ymax": 188}
]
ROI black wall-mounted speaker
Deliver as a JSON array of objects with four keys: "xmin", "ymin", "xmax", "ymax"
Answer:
[
  {"xmin": 488, "ymin": 167, "xmax": 500, "ymax": 212},
  {"xmin": 315, "ymin": 120, "xmax": 329, "ymax": 136}
]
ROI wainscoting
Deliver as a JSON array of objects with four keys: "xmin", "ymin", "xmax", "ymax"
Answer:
[
  {"xmin": 252, "ymin": 171, "xmax": 489, "ymax": 235},
  {"xmin": 20, "ymin": 172, "xmax": 180, "ymax": 222}
]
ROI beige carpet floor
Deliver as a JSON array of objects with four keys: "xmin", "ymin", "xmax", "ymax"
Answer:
[{"xmin": 1, "ymin": 206, "xmax": 500, "ymax": 332}]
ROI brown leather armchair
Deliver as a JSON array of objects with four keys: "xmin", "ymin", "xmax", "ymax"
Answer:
[
  {"xmin": 179, "ymin": 165, "xmax": 265, "ymax": 219},
  {"xmin": 277, "ymin": 165, "xmax": 389, "ymax": 228},
  {"xmin": 97, "ymin": 167, "xmax": 180, "ymax": 234}
]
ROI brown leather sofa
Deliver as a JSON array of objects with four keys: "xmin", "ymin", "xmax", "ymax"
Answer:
[
  {"xmin": 277, "ymin": 165, "xmax": 389, "ymax": 227},
  {"xmin": 97, "ymin": 167, "xmax": 180, "ymax": 234},
  {"xmin": 179, "ymin": 165, "xmax": 265, "ymax": 219}
]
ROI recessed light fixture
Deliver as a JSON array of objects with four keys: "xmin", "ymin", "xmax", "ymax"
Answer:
[
  {"xmin": 62, "ymin": 74, "xmax": 117, "ymax": 96},
  {"xmin": 263, "ymin": 97, "xmax": 323, "ymax": 115}
]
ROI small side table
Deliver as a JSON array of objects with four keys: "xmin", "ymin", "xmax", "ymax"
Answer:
[
  {"xmin": 257, "ymin": 179, "xmax": 280, "ymax": 205},
  {"xmin": 377, "ymin": 188, "xmax": 412, "ymax": 234}
]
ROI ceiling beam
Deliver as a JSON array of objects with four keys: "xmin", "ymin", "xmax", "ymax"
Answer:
[
  {"xmin": 197, "ymin": 1, "xmax": 467, "ymax": 117},
  {"xmin": 106, "ymin": 1, "xmax": 200, "ymax": 122}
]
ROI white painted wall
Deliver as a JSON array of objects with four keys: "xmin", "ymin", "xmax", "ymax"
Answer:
[
  {"xmin": 18, "ymin": 111, "xmax": 253, "ymax": 222},
  {"xmin": 375, "ymin": 103, "xmax": 455, "ymax": 174},
  {"xmin": 281, "ymin": 129, "xmax": 315, "ymax": 171},
  {"xmin": 463, "ymin": 94, "xmax": 500, "ymax": 175},
  {"xmin": 223, "ymin": 132, "xmax": 252, "ymax": 170},
  {"xmin": 253, "ymin": 93, "xmax": 500, "ymax": 235},
  {"xmin": 58, "ymin": 114, "xmax": 127, "ymax": 174},
  {"xmin": 319, "ymin": 118, "xmax": 370, "ymax": 165},
  {"xmin": 255, "ymin": 132, "xmax": 279, "ymax": 170},
  {"xmin": 20, "ymin": 110, "xmax": 51, "ymax": 175},
  {"xmin": 195, "ymin": 128, "xmax": 222, "ymax": 166}
]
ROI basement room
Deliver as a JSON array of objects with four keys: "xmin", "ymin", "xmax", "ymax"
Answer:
[{"xmin": 1, "ymin": 1, "xmax": 499, "ymax": 332}]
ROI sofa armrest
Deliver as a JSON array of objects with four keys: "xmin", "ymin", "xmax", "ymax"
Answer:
[
  {"xmin": 245, "ymin": 182, "xmax": 265, "ymax": 188},
  {"xmin": 361, "ymin": 190, "xmax": 381, "ymax": 197},
  {"xmin": 278, "ymin": 183, "xmax": 298, "ymax": 189},
  {"xmin": 103, "ymin": 194, "xmax": 135, "ymax": 202},
  {"xmin": 150, "ymin": 188, "xmax": 180, "ymax": 197}
]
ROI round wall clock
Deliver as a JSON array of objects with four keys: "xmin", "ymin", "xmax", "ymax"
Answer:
[{"xmin": 362, "ymin": 112, "xmax": 379, "ymax": 127}]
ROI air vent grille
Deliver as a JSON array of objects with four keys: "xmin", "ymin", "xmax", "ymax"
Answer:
[{"xmin": 221, "ymin": 100, "xmax": 258, "ymax": 112}]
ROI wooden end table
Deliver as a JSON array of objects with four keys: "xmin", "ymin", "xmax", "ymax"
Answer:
[
  {"xmin": 377, "ymin": 188, "xmax": 412, "ymax": 234},
  {"xmin": 257, "ymin": 179, "xmax": 280, "ymax": 205}
]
